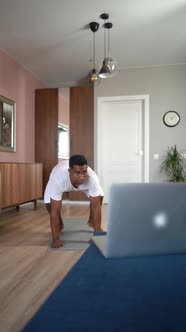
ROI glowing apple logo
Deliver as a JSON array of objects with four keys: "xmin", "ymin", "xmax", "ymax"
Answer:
[{"xmin": 152, "ymin": 212, "xmax": 168, "ymax": 228}]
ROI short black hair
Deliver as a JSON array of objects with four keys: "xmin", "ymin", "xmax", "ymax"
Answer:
[{"xmin": 69, "ymin": 155, "xmax": 87, "ymax": 168}]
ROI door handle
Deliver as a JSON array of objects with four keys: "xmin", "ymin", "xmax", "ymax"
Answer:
[{"xmin": 136, "ymin": 150, "xmax": 144, "ymax": 156}]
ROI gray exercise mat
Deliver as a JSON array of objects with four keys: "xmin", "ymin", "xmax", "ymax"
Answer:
[{"xmin": 48, "ymin": 219, "xmax": 94, "ymax": 251}]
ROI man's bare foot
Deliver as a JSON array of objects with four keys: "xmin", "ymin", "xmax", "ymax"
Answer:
[
  {"xmin": 60, "ymin": 221, "xmax": 64, "ymax": 233},
  {"xmin": 51, "ymin": 239, "xmax": 65, "ymax": 250},
  {"xmin": 87, "ymin": 220, "xmax": 94, "ymax": 228},
  {"xmin": 93, "ymin": 228, "xmax": 103, "ymax": 235}
]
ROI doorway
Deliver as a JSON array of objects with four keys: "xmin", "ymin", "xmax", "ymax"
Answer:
[{"xmin": 96, "ymin": 95, "xmax": 149, "ymax": 202}]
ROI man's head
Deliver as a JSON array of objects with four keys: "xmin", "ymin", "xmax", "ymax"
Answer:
[
  {"xmin": 69, "ymin": 155, "xmax": 87, "ymax": 168},
  {"xmin": 68, "ymin": 155, "xmax": 88, "ymax": 187}
]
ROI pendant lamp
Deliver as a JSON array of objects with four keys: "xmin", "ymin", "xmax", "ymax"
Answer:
[
  {"xmin": 87, "ymin": 22, "xmax": 101, "ymax": 85},
  {"xmin": 99, "ymin": 14, "xmax": 118, "ymax": 78}
]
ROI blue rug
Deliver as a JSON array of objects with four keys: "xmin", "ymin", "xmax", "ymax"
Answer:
[{"xmin": 22, "ymin": 243, "xmax": 186, "ymax": 331}]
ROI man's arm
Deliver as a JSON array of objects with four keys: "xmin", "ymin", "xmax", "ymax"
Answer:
[
  {"xmin": 50, "ymin": 198, "xmax": 64, "ymax": 249},
  {"xmin": 89, "ymin": 196, "xmax": 103, "ymax": 234}
]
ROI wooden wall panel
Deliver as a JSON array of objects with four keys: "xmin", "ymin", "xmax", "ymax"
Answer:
[
  {"xmin": 35, "ymin": 88, "xmax": 58, "ymax": 195},
  {"xmin": 69, "ymin": 85, "xmax": 94, "ymax": 201}
]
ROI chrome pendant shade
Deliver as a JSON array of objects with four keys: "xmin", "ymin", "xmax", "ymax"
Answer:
[
  {"xmin": 99, "ymin": 59, "xmax": 111, "ymax": 78},
  {"xmin": 99, "ymin": 57, "xmax": 117, "ymax": 78}
]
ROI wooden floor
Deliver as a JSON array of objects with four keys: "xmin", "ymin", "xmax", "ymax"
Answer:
[{"xmin": 0, "ymin": 201, "xmax": 107, "ymax": 332}]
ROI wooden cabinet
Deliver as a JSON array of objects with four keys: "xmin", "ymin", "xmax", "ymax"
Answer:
[
  {"xmin": 69, "ymin": 85, "xmax": 94, "ymax": 201},
  {"xmin": 35, "ymin": 88, "xmax": 58, "ymax": 195},
  {"xmin": 0, "ymin": 163, "xmax": 42, "ymax": 209}
]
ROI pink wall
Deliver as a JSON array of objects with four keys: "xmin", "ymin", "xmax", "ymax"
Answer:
[{"xmin": 0, "ymin": 49, "xmax": 45, "ymax": 162}]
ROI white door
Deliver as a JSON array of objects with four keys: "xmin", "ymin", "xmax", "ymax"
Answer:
[{"xmin": 97, "ymin": 95, "xmax": 149, "ymax": 202}]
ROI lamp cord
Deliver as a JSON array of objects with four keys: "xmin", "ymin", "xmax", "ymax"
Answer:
[
  {"xmin": 104, "ymin": 21, "xmax": 106, "ymax": 58},
  {"xmin": 107, "ymin": 28, "xmax": 110, "ymax": 57},
  {"xmin": 93, "ymin": 32, "xmax": 95, "ymax": 69}
]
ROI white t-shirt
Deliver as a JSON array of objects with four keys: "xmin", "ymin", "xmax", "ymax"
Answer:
[{"xmin": 44, "ymin": 160, "xmax": 104, "ymax": 203}]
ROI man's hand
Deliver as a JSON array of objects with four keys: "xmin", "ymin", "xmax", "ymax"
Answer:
[
  {"xmin": 89, "ymin": 195, "xmax": 102, "ymax": 234},
  {"xmin": 93, "ymin": 227, "xmax": 103, "ymax": 235},
  {"xmin": 51, "ymin": 239, "xmax": 65, "ymax": 250},
  {"xmin": 50, "ymin": 199, "xmax": 63, "ymax": 246}
]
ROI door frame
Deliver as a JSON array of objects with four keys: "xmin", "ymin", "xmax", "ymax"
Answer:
[{"xmin": 95, "ymin": 95, "xmax": 150, "ymax": 185}]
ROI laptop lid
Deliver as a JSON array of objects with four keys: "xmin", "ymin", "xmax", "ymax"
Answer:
[{"xmin": 95, "ymin": 183, "xmax": 186, "ymax": 258}]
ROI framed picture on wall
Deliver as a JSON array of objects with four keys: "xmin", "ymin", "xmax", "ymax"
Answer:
[{"xmin": 0, "ymin": 95, "xmax": 16, "ymax": 152}]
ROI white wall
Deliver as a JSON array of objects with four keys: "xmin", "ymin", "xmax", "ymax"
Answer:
[{"xmin": 95, "ymin": 64, "xmax": 186, "ymax": 182}]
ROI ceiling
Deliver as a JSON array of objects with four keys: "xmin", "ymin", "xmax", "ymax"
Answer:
[{"xmin": 0, "ymin": 0, "xmax": 186, "ymax": 87}]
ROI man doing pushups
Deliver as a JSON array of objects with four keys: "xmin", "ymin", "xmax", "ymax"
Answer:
[{"xmin": 44, "ymin": 155, "xmax": 104, "ymax": 249}]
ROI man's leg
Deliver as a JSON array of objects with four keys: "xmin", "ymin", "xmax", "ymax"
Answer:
[
  {"xmin": 45, "ymin": 203, "xmax": 64, "ymax": 231},
  {"xmin": 88, "ymin": 196, "xmax": 103, "ymax": 228}
]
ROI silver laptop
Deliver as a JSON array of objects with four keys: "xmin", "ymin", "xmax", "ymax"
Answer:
[{"xmin": 93, "ymin": 183, "xmax": 186, "ymax": 258}]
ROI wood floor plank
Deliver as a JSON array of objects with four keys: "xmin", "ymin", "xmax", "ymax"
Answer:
[{"xmin": 0, "ymin": 201, "xmax": 107, "ymax": 332}]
